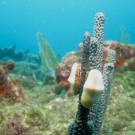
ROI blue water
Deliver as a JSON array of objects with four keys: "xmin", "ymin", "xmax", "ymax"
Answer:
[{"xmin": 0, "ymin": 0, "xmax": 135, "ymax": 57}]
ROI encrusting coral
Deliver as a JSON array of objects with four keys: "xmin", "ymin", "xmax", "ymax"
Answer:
[
  {"xmin": 0, "ymin": 67, "xmax": 10, "ymax": 98},
  {"xmin": 0, "ymin": 60, "xmax": 14, "ymax": 99},
  {"xmin": 67, "ymin": 12, "xmax": 116, "ymax": 135},
  {"xmin": 0, "ymin": 60, "xmax": 26, "ymax": 101}
]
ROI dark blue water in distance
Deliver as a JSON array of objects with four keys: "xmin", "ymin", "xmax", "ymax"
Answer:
[{"xmin": 0, "ymin": 0, "xmax": 135, "ymax": 57}]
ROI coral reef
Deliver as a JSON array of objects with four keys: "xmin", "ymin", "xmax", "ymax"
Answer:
[
  {"xmin": 0, "ymin": 13, "xmax": 134, "ymax": 135},
  {"xmin": 56, "ymin": 40, "xmax": 135, "ymax": 97},
  {"xmin": 0, "ymin": 55, "xmax": 134, "ymax": 135}
]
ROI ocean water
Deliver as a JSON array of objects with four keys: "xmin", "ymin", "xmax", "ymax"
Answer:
[
  {"xmin": 0, "ymin": 1, "xmax": 135, "ymax": 135},
  {"xmin": 0, "ymin": 0, "xmax": 135, "ymax": 56}
]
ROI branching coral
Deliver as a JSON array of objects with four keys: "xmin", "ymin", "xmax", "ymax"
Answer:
[{"xmin": 67, "ymin": 12, "xmax": 116, "ymax": 135}]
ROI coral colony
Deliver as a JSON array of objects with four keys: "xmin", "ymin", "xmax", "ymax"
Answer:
[{"xmin": 67, "ymin": 12, "xmax": 116, "ymax": 135}]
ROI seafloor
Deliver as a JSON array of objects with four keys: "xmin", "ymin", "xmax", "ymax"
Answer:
[{"xmin": 0, "ymin": 42, "xmax": 135, "ymax": 135}]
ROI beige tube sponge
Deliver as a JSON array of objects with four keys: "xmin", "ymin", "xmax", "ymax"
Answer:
[
  {"xmin": 81, "ymin": 69, "xmax": 104, "ymax": 109},
  {"xmin": 68, "ymin": 63, "xmax": 81, "ymax": 95}
]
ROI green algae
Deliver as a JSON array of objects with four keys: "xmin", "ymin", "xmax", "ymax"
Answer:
[
  {"xmin": 101, "ymin": 83, "xmax": 135, "ymax": 135},
  {"xmin": 0, "ymin": 72, "xmax": 135, "ymax": 134},
  {"xmin": 113, "ymin": 69, "xmax": 135, "ymax": 98},
  {"xmin": 0, "ymin": 110, "xmax": 5, "ymax": 124},
  {"xmin": 26, "ymin": 109, "xmax": 49, "ymax": 131}
]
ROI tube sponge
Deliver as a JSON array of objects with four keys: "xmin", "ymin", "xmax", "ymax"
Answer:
[
  {"xmin": 81, "ymin": 69, "xmax": 104, "ymax": 109},
  {"xmin": 68, "ymin": 63, "xmax": 81, "ymax": 95}
]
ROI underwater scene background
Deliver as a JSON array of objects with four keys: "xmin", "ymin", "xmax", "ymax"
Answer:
[
  {"xmin": 0, "ymin": 0, "xmax": 135, "ymax": 135},
  {"xmin": 1, "ymin": 0, "xmax": 135, "ymax": 56}
]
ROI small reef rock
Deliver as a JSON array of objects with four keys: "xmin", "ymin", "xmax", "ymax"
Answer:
[
  {"xmin": 0, "ymin": 60, "xmax": 26, "ymax": 101},
  {"xmin": 0, "ymin": 40, "xmax": 134, "ymax": 134}
]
